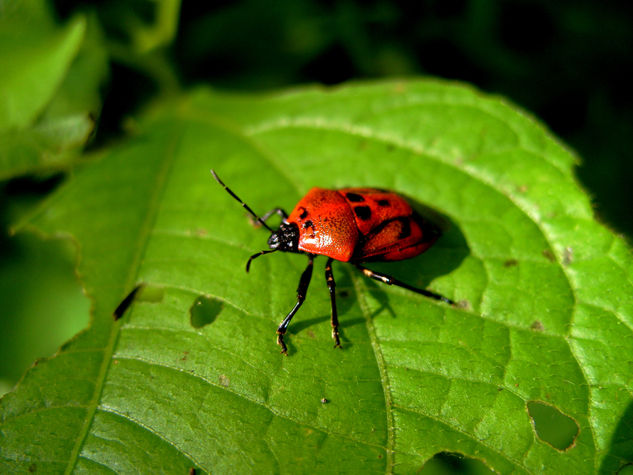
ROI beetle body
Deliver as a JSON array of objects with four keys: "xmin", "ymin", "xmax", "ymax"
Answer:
[
  {"xmin": 286, "ymin": 187, "xmax": 440, "ymax": 262},
  {"xmin": 212, "ymin": 171, "xmax": 453, "ymax": 354}
]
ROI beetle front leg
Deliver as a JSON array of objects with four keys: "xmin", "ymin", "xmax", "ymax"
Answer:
[
  {"xmin": 355, "ymin": 264, "xmax": 455, "ymax": 305},
  {"xmin": 253, "ymin": 208, "xmax": 288, "ymax": 228},
  {"xmin": 325, "ymin": 258, "xmax": 341, "ymax": 348},
  {"xmin": 277, "ymin": 255, "xmax": 314, "ymax": 354}
]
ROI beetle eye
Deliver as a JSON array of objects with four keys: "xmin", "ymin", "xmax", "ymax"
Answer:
[{"xmin": 267, "ymin": 232, "xmax": 280, "ymax": 249}]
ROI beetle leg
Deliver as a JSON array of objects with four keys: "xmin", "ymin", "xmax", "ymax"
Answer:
[
  {"xmin": 325, "ymin": 258, "xmax": 341, "ymax": 348},
  {"xmin": 355, "ymin": 264, "xmax": 455, "ymax": 305},
  {"xmin": 277, "ymin": 255, "xmax": 314, "ymax": 354},
  {"xmin": 254, "ymin": 208, "xmax": 288, "ymax": 227},
  {"xmin": 245, "ymin": 249, "xmax": 277, "ymax": 272}
]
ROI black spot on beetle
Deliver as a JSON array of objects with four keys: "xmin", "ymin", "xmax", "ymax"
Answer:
[
  {"xmin": 302, "ymin": 220, "xmax": 313, "ymax": 229},
  {"xmin": 345, "ymin": 192, "xmax": 365, "ymax": 202},
  {"xmin": 299, "ymin": 207, "xmax": 308, "ymax": 219},
  {"xmin": 397, "ymin": 219, "xmax": 411, "ymax": 239},
  {"xmin": 354, "ymin": 206, "xmax": 372, "ymax": 220},
  {"xmin": 377, "ymin": 199, "xmax": 390, "ymax": 207}
]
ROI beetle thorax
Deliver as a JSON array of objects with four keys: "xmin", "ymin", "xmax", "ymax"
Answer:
[{"xmin": 268, "ymin": 222, "xmax": 300, "ymax": 252}]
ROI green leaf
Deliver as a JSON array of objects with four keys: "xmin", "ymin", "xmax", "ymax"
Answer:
[
  {"xmin": 2, "ymin": 80, "xmax": 632, "ymax": 473},
  {"xmin": 0, "ymin": 0, "xmax": 85, "ymax": 129},
  {"xmin": 0, "ymin": 1, "xmax": 108, "ymax": 179}
]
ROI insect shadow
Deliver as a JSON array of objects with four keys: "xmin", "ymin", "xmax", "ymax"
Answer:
[
  {"xmin": 600, "ymin": 393, "xmax": 633, "ymax": 472},
  {"xmin": 346, "ymin": 202, "xmax": 469, "ymax": 322},
  {"xmin": 287, "ymin": 266, "xmax": 363, "ymax": 348}
]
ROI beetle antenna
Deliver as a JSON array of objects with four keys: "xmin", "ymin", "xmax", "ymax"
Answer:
[
  {"xmin": 211, "ymin": 169, "xmax": 273, "ymax": 232},
  {"xmin": 246, "ymin": 249, "xmax": 277, "ymax": 272}
]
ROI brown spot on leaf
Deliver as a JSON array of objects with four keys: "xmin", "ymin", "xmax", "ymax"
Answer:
[
  {"xmin": 531, "ymin": 321, "xmax": 545, "ymax": 331},
  {"xmin": 542, "ymin": 249, "xmax": 556, "ymax": 262},
  {"xmin": 563, "ymin": 246, "xmax": 573, "ymax": 266}
]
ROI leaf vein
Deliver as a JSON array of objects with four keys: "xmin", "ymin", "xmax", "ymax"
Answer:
[
  {"xmin": 110, "ymin": 354, "xmax": 389, "ymax": 453},
  {"xmin": 96, "ymin": 405, "xmax": 204, "ymax": 469}
]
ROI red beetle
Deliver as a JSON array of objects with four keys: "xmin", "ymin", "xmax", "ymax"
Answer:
[{"xmin": 212, "ymin": 170, "xmax": 454, "ymax": 354}]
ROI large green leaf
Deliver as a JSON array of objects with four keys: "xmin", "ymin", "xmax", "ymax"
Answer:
[{"xmin": 2, "ymin": 80, "xmax": 632, "ymax": 473}]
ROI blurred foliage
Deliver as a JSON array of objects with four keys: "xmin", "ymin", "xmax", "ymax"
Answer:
[
  {"xmin": 0, "ymin": 0, "xmax": 631, "ymax": 403},
  {"xmin": 0, "ymin": 175, "xmax": 89, "ymax": 391}
]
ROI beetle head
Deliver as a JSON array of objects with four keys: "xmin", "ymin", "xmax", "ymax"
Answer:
[
  {"xmin": 245, "ymin": 222, "xmax": 300, "ymax": 272},
  {"xmin": 268, "ymin": 222, "xmax": 299, "ymax": 252}
]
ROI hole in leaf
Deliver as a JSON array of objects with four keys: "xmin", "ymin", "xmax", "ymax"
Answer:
[
  {"xmin": 420, "ymin": 452, "xmax": 494, "ymax": 474},
  {"xmin": 527, "ymin": 401, "xmax": 579, "ymax": 450},
  {"xmin": 455, "ymin": 300, "xmax": 470, "ymax": 309},
  {"xmin": 190, "ymin": 295, "xmax": 223, "ymax": 328},
  {"xmin": 136, "ymin": 284, "xmax": 164, "ymax": 303}
]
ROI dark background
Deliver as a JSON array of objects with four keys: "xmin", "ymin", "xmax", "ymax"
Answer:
[
  {"xmin": 106, "ymin": 0, "xmax": 633, "ymax": 237},
  {"xmin": 9, "ymin": 0, "xmax": 633, "ymax": 235},
  {"xmin": 1, "ymin": 0, "xmax": 632, "ymax": 390}
]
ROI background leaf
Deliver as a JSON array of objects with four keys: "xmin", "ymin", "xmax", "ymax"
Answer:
[
  {"xmin": 2, "ymin": 80, "xmax": 632, "ymax": 473},
  {"xmin": 0, "ymin": 1, "xmax": 108, "ymax": 179}
]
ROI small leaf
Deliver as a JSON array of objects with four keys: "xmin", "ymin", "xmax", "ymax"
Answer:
[{"xmin": 2, "ymin": 80, "xmax": 632, "ymax": 473}]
